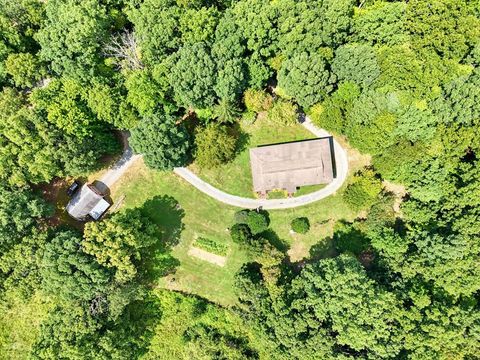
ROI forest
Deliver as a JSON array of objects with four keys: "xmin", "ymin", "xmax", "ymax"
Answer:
[{"xmin": 1, "ymin": 0, "xmax": 480, "ymax": 359}]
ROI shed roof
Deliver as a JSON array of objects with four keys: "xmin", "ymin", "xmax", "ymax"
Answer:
[
  {"xmin": 66, "ymin": 184, "xmax": 109, "ymax": 221},
  {"xmin": 249, "ymin": 137, "xmax": 335, "ymax": 194}
]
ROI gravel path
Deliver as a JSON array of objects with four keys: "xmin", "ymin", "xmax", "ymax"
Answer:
[
  {"xmin": 174, "ymin": 117, "xmax": 349, "ymax": 209},
  {"xmin": 100, "ymin": 141, "xmax": 141, "ymax": 188}
]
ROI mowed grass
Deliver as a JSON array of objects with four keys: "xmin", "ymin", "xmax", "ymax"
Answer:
[
  {"xmin": 109, "ymin": 132, "xmax": 369, "ymax": 305},
  {"xmin": 110, "ymin": 159, "xmax": 247, "ymax": 306},
  {"xmin": 189, "ymin": 121, "xmax": 316, "ymax": 198}
]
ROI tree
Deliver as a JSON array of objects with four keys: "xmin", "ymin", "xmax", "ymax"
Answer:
[
  {"xmin": 266, "ymin": 100, "xmax": 298, "ymax": 126},
  {"xmin": 291, "ymin": 217, "xmax": 309, "ymax": 234},
  {"xmin": 214, "ymin": 59, "xmax": 247, "ymax": 102},
  {"xmin": 130, "ymin": 114, "xmax": 191, "ymax": 170},
  {"xmin": 127, "ymin": 0, "xmax": 182, "ymax": 64},
  {"xmin": 0, "ymin": 184, "xmax": 51, "ymax": 253},
  {"xmin": 35, "ymin": 0, "xmax": 110, "ymax": 78},
  {"xmin": 40, "ymin": 230, "xmax": 111, "ymax": 302},
  {"xmin": 230, "ymin": 223, "xmax": 252, "ymax": 245},
  {"xmin": 244, "ymin": 89, "xmax": 273, "ymax": 113},
  {"xmin": 194, "ymin": 123, "xmax": 236, "ymax": 169},
  {"xmin": 277, "ymin": 52, "xmax": 334, "ymax": 109},
  {"xmin": 0, "ymin": 88, "xmax": 116, "ymax": 185},
  {"xmin": 5, "ymin": 52, "xmax": 45, "ymax": 88},
  {"xmin": 83, "ymin": 209, "xmax": 158, "ymax": 284},
  {"xmin": 343, "ymin": 169, "xmax": 382, "ymax": 211},
  {"xmin": 169, "ymin": 42, "xmax": 217, "ymax": 109},
  {"xmin": 332, "ymin": 44, "xmax": 380, "ymax": 88},
  {"xmin": 234, "ymin": 209, "xmax": 269, "ymax": 235},
  {"xmin": 213, "ymin": 99, "xmax": 241, "ymax": 124}
]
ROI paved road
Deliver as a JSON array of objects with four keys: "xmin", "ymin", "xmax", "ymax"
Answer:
[
  {"xmin": 174, "ymin": 117, "xmax": 349, "ymax": 209},
  {"xmin": 100, "ymin": 136, "xmax": 141, "ymax": 188}
]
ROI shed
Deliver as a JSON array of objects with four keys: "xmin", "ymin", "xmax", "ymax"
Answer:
[
  {"xmin": 249, "ymin": 137, "xmax": 336, "ymax": 195},
  {"xmin": 66, "ymin": 183, "xmax": 110, "ymax": 221}
]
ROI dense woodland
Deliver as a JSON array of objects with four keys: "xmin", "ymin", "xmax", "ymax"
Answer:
[{"xmin": 1, "ymin": 0, "xmax": 480, "ymax": 359}]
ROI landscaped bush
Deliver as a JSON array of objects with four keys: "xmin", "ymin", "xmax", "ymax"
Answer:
[
  {"xmin": 194, "ymin": 123, "xmax": 237, "ymax": 169},
  {"xmin": 266, "ymin": 100, "xmax": 298, "ymax": 126},
  {"xmin": 230, "ymin": 223, "xmax": 252, "ymax": 245},
  {"xmin": 344, "ymin": 169, "xmax": 383, "ymax": 211},
  {"xmin": 291, "ymin": 217, "xmax": 310, "ymax": 234},
  {"xmin": 234, "ymin": 209, "xmax": 269, "ymax": 235},
  {"xmin": 244, "ymin": 89, "xmax": 273, "ymax": 113},
  {"xmin": 194, "ymin": 237, "xmax": 228, "ymax": 256}
]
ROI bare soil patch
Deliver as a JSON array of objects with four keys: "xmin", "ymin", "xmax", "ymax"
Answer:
[{"xmin": 188, "ymin": 247, "xmax": 227, "ymax": 267}]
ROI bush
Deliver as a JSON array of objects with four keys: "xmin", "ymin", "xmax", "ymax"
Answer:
[
  {"xmin": 234, "ymin": 209, "xmax": 269, "ymax": 235},
  {"xmin": 291, "ymin": 217, "xmax": 310, "ymax": 234},
  {"xmin": 230, "ymin": 223, "xmax": 252, "ymax": 245},
  {"xmin": 194, "ymin": 123, "xmax": 237, "ymax": 169},
  {"xmin": 244, "ymin": 89, "xmax": 273, "ymax": 113},
  {"xmin": 194, "ymin": 237, "xmax": 228, "ymax": 256},
  {"xmin": 344, "ymin": 169, "xmax": 383, "ymax": 211},
  {"xmin": 266, "ymin": 100, "xmax": 298, "ymax": 126}
]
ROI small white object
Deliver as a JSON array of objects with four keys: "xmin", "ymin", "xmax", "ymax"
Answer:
[{"xmin": 89, "ymin": 198, "xmax": 111, "ymax": 220}]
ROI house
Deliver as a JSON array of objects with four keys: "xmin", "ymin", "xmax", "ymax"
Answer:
[
  {"xmin": 249, "ymin": 137, "xmax": 336, "ymax": 196},
  {"xmin": 66, "ymin": 183, "xmax": 111, "ymax": 221}
]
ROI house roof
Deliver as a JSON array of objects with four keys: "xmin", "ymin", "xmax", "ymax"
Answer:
[
  {"xmin": 66, "ymin": 184, "xmax": 109, "ymax": 221},
  {"xmin": 249, "ymin": 137, "xmax": 335, "ymax": 193}
]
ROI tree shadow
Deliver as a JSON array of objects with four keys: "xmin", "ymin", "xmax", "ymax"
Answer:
[
  {"xmin": 230, "ymin": 122, "xmax": 251, "ymax": 155},
  {"xmin": 261, "ymin": 229, "xmax": 290, "ymax": 253},
  {"xmin": 140, "ymin": 195, "xmax": 185, "ymax": 248},
  {"xmin": 309, "ymin": 237, "xmax": 337, "ymax": 261}
]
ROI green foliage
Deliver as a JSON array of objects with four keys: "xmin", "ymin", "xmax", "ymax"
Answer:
[
  {"xmin": 309, "ymin": 81, "xmax": 360, "ymax": 133},
  {"xmin": 214, "ymin": 59, "xmax": 247, "ymax": 102},
  {"xmin": 83, "ymin": 209, "xmax": 158, "ymax": 283},
  {"xmin": 5, "ymin": 52, "xmax": 45, "ymax": 88},
  {"xmin": 291, "ymin": 217, "xmax": 309, "ymax": 234},
  {"xmin": 130, "ymin": 114, "xmax": 191, "ymax": 170},
  {"xmin": 194, "ymin": 237, "xmax": 228, "ymax": 256},
  {"xmin": 243, "ymin": 89, "xmax": 273, "ymax": 113},
  {"xmin": 343, "ymin": 169, "xmax": 382, "ymax": 211},
  {"xmin": 169, "ymin": 42, "xmax": 217, "ymax": 108},
  {"xmin": 213, "ymin": 99, "xmax": 241, "ymax": 124},
  {"xmin": 40, "ymin": 230, "xmax": 111, "ymax": 302},
  {"xmin": 406, "ymin": 0, "xmax": 480, "ymax": 60},
  {"xmin": 35, "ymin": 0, "xmax": 110, "ymax": 78},
  {"xmin": 277, "ymin": 52, "xmax": 334, "ymax": 109},
  {"xmin": 230, "ymin": 223, "xmax": 252, "ymax": 245},
  {"xmin": 234, "ymin": 209, "xmax": 269, "ymax": 235},
  {"xmin": 194, "ymin": 123, "xmax": 236, "ymax": 169},
  {"xmin": 266, "ymin": 100, "xmax": 298, "ymax": 126},
  {"xmin": 332, "ymin": 44, "xmax": 380, "ymax": 88}
]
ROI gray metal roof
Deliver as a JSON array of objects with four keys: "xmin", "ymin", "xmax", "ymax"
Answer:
[
  {"xmin": 66, "ymin": 184, "xmax": 108, "ymax": 221},
  {"xmin": 249, "ymin": 137, "xmax": 335, "ymax": 194}
]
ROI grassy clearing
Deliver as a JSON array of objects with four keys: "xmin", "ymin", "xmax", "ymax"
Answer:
[
  {"xmin": 109, "ymin": 134, "xmax": 369, "ymax": 305},
  {"xmin": 110, "ymin": 160, "xmax": 247, "ymax": 306},
  {"xmin": 189, "ymin": 120, "xmax": 316, "ymax": 198}
]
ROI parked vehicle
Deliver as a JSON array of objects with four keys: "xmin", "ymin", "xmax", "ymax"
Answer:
[{"xmin": 66, "ymin": 181, "xmax": 81, "ymax": 197}]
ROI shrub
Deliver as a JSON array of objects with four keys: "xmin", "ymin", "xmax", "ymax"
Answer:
[
  {"xmin": 194, "ymin": 237, "xmax": 228, "ymax": 256},
  {"xmin": 230, "ymin": 223, "xmax": 252, "ymax": 245},
  {"xmin": 244, "ymin": 89, "xmax": 273, "ymax": 113},
  {"xmin": 291, "ymin": 217, "xmax": 310, "ymax": 234},
  {"xmin": 266, "ymin": 100, "xmax": 298, "ymax": 126},
  {"xmin": 234, "ymin": 209, "xmax": 269, "ymax": 235},
  {"xmin": 194, "ymin": 123, "xmax": 237, "ymax": 169},
  {"xmin": 344, "ymin": 169, "xmax": 383, "ymax": 211}
]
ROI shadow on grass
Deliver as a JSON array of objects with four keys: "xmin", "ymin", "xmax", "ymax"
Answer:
[
  {"xmin": 141, "ymin": 195, "xmax": 185, "ymax": 248},
  {"xmin": 261, "ymin": 229, "xmax": 290, "ymax": 253},
  {"xmin": 231, "ymin": 122, "xmax": 251, "ymax": 155},
  {"xmin": 139, "ymin": 195, "xmax": 185, "ymax": 282}
]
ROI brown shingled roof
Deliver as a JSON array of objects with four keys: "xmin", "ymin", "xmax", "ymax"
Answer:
[{"xmin": 249, "ymin": 137, "xmax": 335, "ymax": 194}]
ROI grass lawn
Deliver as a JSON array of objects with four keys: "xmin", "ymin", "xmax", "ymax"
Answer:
[
  {"xmin": 189, "ymin": 120, "xmax": 316, "ymax": 198},
  {"xmin": 109, "ymin": 133, "xmax": 369, "ymax": 305}
]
